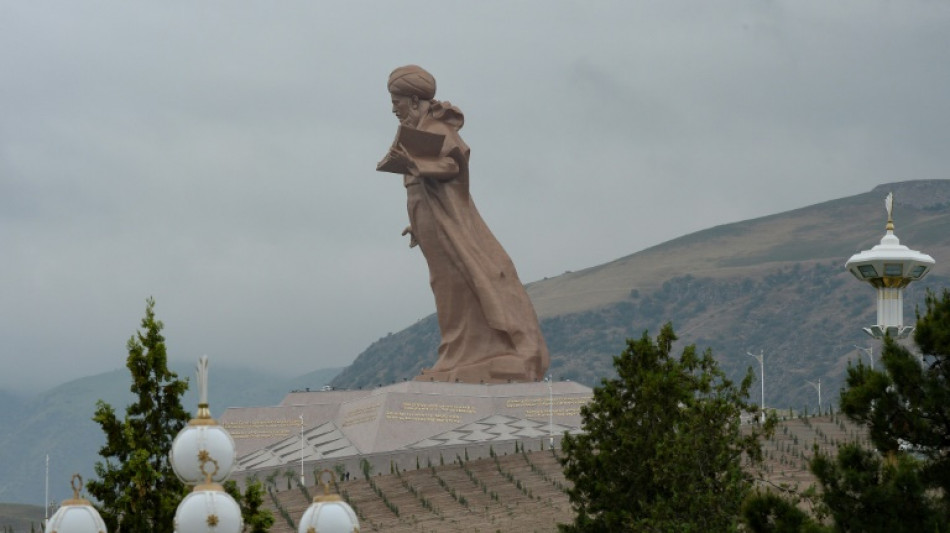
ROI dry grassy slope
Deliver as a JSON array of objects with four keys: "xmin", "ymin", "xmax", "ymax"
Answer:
[
  {"xmin": 331, "ymin": 180, "xmax": 950, "ymax": 408},
  {"xmin": 527, "ymin": 180, "xmax": 950, "ymax": 319},
  {"xmin": 0, "ymin": 503, "xmax": 43, "ymax": 532}
]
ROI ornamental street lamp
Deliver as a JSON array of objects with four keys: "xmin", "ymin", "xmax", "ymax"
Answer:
[
  {"xmin": 175, "ymin": 456, "xmax": 243, "ymax": 533},
  {"xmin": 845, "ymin": 192, "xmax": 935, "ymax": 339},
  {"xmin": 300, "ymin": 414, "xmax": 306, "ymax": 487},
  {"xmin": 44, "ymin": 475, "xmax": 108, "ymax": 533},
  {"xmin": 854, "ymin": 345, "xmax": 874, "ymax": 368},
  {"xmin": 806, "ymin": 379, "xmax": 822, "ymax": 414},
  {"xmin": 547, "ymin": 374, "xmax": 554, "ymax": 449},
  {"xmin": 170, "ymin": 356, "xmax": 242, "ymax": 533},
  {"xmin": 298, "ymin": 470, "xmax": 361, "ymax": 533},
  {"xmin": 170, "ymin": 356, "xmax": 237, "ymax": 485},
  {"xmin": 747, "ymin": 350, "xmax": 765, "ymax": 423}
]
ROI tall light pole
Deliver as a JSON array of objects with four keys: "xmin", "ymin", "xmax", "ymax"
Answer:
[
  {"xmin": 44, "ymin": 453, "xmax": 49, "ymax": 527},
  {"xmin": 547, "ymin": 374, "xmax": 554, "ymax": 449},
  {"xmin": 806, "ymin": 379, "xmax": 822, "ymax": 414},
  {"xmin": 300, "ymin": 414, "xmax": 305, "ymax": 487},
  {"xmin": 854, "ymin": 345, "xmax": 874, "ymax": 369},
  {"xmin": 748, "ymin": 351, "xmax": 765, "ymax": 422},
  {"xmin": 171, "ymin": 356, "xmax": 242, "ymax": 532}
]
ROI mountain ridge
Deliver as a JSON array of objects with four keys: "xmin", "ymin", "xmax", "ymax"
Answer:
[
  {"xmin": 330, "ymin": 179, "xmax": 950, "ymax": 415},
  {"xmin": 4, "ymin": 179, "xmax": 948, "ymax": 507},
  {"xmin": 0, "ymin": 363, "xmax": 342, "ymax": 506}
]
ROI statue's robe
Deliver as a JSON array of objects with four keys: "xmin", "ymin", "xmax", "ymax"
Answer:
[{"xmin": 403, "ymin": 102, "xmax": 549, "ymax": 382}]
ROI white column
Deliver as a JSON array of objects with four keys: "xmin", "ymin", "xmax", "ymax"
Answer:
[{"xmin": 878, "ymin": 287, "xmax": 904, "ymax": 329}]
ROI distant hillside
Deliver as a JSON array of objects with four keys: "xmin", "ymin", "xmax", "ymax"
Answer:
[
  {"xmin": 0, "ymin": 503, "xmax": 43, "ymax": 533},
  {"xmin": 0, "ymin": 364, "xmax": 342, "ymax": 506},
  {"xmin": 5, "ymin": 180, "xmax": 947, "ymax": 508},
  {"xmin": 331, "ymin": 180, "xmax": 950, "ymax": 413}
]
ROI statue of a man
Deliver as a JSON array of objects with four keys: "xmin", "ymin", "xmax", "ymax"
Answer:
[{"xmin": 378, "ymin": 65, "xmax": 549, "ymax": 383}]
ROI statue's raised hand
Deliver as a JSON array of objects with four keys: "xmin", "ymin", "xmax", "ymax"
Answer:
[{"xmin": 401, "ymin": 226, "xmax": 418, "ymax": 248}]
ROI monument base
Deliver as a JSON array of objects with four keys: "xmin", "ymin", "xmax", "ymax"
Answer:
[
  {"xmin": 415, "ymin": 354, "xmax": 541, "ymax": 383},
  {"xmin": 221, "ymin": 380, "xmax": 592, "ymax": 473}
]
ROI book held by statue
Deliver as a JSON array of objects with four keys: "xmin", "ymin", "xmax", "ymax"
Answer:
[{"xmin": 376, "ymin": 126, "xmax": 445, "ymax": 174}]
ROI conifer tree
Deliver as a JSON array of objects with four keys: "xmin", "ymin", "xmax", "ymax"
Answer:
[
  {"xmin": 224, "ymin": 478, "xmax": 275, "ymax": 533},
  {"xmin": 745, "ymin": 289, "xmax": 950, "ymax": 531},
  {"xmin": 559, "ymin": 323, "xmax": 771, "ymax": 531},
  {"xmin": 86, "ymin": 298, "xmax": 190, "ymax": 532},
  {"xmin": 823, "ymin": 288, "xmax": 950, "ymax": 527}
]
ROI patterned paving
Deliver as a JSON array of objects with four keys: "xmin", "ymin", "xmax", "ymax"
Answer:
[
  {"xmin": 237, "ymin": 421, "xmax": 359, "ymax": 470},
  {"xmin": 408, "ymin": 414, "xmax": 580, "ymax": 448}
]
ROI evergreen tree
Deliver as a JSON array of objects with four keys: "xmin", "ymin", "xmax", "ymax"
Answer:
[
  {"xmin": 224, "ymin": 478, "xmax": 275, "ymax": 533},
  {"xmin": 810, "ymin": 443, "xmax": 938, "ymax": 532},
  {"xmin": 741, "ymin": 490, "xmax": 828, "ymax": 533},
  {"xmin": 825, "ymin": 288, "xmax": 950, "ymax": 527},
  {"xmin": 558, "ymin": 323, "xmax": 772, "ymax": 532},
  {"xmin": 746, "ymin": 289, "xmax": 950, "ymax": 532},
  {"xmin": 86, "ymin": 298, "xmax": 190, "ymax": 532}
]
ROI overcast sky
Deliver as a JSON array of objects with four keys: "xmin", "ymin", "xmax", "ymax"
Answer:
[{"xmin": 2, "ymin": 1, "xmax": 948, "ymax": 393}]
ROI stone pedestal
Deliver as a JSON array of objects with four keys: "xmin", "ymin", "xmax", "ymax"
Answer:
[{"xmin": 219, "ymin": 380, "xmax": 592, "ymax": 472}]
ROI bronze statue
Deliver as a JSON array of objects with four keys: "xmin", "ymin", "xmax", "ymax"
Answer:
[{"xmin": 377, "ymin": 65, "xmax": 550, "ymax": 383}]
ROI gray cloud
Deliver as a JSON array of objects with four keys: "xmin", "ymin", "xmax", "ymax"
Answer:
[{"xmin": 1, "ymin": 1, "xmax": 949, "ymax": 391}]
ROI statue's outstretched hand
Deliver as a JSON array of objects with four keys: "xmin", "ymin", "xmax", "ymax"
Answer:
[{"xmin": 402, "ymin": 226, "xmax": 418, "ymax": 248}]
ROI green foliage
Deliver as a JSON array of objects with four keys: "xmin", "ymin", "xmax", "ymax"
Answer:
[
  {"xmin": 559, "ymin": 324, "xmax": 771, "ymax": 532},
  {"xmin": 86, "ymin": 298, "xmax": 190, "ymax": 532},
  {"xmin": 811, "ymin": 288, "xmax": 950, "ymax": 529},
  {"xmin": 810, "ymin": 444, "xmax": 940, "ymax": 532},
  {"xmin": 333, "ymin": 463, "xmax": 347, "ymax": 481},
  {"xmin": 360, "ymin": 458, "xmax": 372, "ymax": 480},
  {"xmin": 741, "ymin": 490, "xmax": 829, "ymax": 533},
  {"xmin": 223, "ymin": 478, "xmax": 275, "ymax": 533}
]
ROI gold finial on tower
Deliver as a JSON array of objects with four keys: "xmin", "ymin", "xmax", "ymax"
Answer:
[
  {"xmin": 192, "ymin": 355, "xmax": 215, "ymax": 424},
  {"xmin": 314, "ymin": 469, "xmax": 343, "ymax": 503},
  {"xmin": 885, "ymin": 192, "xmax": 895, "ymax": 231}
]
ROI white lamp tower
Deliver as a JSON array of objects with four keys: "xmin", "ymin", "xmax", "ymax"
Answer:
[
  {"xmin": 44, "ymin": 475, "xmax": 108, "ymax": 533},
  {"xmin": 845, "ymin": 192, "xmax": 935, "ymax": 339},
  {"xmin": 170, "ymin": 356, "xmax": 242, "ymax": 533}
]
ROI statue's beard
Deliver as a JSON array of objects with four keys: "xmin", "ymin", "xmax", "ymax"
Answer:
[{"xmin": 401, "ymin": 111, "xmax": 422, "ymax": 127}]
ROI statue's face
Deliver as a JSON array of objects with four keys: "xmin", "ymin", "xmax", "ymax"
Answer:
[{"xmin": 391, "ymin": 94, "xmax": 417, "ymax": 125}]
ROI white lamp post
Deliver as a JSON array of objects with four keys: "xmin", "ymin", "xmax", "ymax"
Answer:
[
  {"xmin": 170, "ymin": 356, "xmax": 242, "ymax": 533},
  {"xmin": 747, "ymin": 351, "xmax": 765, "ymax": 422},
  {"xmin": 845, "ymin": 192, "xmax": 935, "ymax": 339},
  {"xmin": 44, "ymin": 475, "xmax": 108, "ymax": 533},
  {"xmin": 174, "ymin": 456, "xmax": 243, "ymax": 533},
  {"xmin": 170, "ymin": 357, "xmax": 237, "ymax": 484},
  {"xmin": 854, "ymin": 345, "xmax": 874, "ymax": 368},
  {"xmin": 44, "ymin": 454, "xmax": 49, "ymax": 527},
  {"xmin": 806, "ymin": 379, "xmax": 821, "ymax": 414},
  {"xmin": 300, "ymin": 414, "xmax": 306, "ymax": 487},
  {"xmin": 298, "ymin": 470, "xmax": 360, "ymax": 533},
  {"xmin": 547, "ymin": 374, "xmax": 554, "ymax": 449}
]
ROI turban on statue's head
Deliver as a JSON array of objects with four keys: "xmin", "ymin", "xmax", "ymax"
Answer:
[{"xmin": 388, "ymin": 65, "xmax": 436, "ymax": 100}]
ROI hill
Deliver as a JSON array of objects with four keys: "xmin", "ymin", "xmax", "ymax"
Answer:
[
  {"xmin": 0, "ymin": 503, "xmax": 44, "ymax": 533},
  {"xmin": 4, "ymin": 179, "xmax": 946, "ymax": 509},
  {"xmin": 0, "ymin": 364, "xmax": 342, "ymax": 506},
  {"xmin": 330, "ymin": 180, "xmax": 950, "ymax": 414}
]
